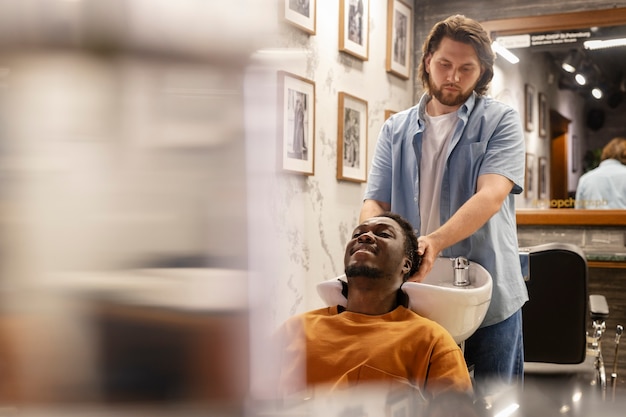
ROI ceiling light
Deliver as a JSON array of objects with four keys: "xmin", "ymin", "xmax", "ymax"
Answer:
[
  {"xmin": 574, "ymin": 61, "xmax": 602, "ymax": 88},
  {"xmin": 584, "ymin": 38, "xmax": 626, "ymax": 50},
  {"xmin": 592, "ymin": 87, "xmax": 603, "ymax": 99},
  {"xmin": 491, "ymin": 41, "xmax": 519, "ymax": 64},
  {"xmin": 561, "ymin": 49, "xmax": 581, "ymax": 73},
  {"xmin": 562, "ymin": 62, "xmax": 576, "ymax": 73}
]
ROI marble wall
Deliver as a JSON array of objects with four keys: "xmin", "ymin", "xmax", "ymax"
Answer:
[{"xmin": 248, "ymin": 0, "xmax": 416, "ymax": 332}]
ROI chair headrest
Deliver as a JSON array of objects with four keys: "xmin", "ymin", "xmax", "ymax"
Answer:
[{"xmin": 316, "ymin": 275, "xmax": 349, "ymax": 307}]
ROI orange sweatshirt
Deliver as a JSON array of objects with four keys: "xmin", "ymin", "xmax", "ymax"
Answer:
[{"xmin": 276, "ymin": 305, "xmax": 473, "ymax": 399}]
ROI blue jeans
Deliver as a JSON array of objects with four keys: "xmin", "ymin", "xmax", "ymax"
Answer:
[{"xmin": 464, "ymin": 309, "xmax": 524, "ymax": 396}]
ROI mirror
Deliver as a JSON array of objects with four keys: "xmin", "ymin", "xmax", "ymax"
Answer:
[{"xmin": 481, "ymin": 8, "xmax": 626, "ymax": 215}]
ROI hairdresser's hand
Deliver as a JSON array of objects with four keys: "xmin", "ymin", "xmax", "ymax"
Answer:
[{"xmin": 407, "ymin": 235, "xmax": 442, "ymax": 282}]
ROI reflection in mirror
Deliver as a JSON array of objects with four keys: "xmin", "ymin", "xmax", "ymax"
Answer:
[{"xmin": 482, "ymin": 9, "xmax": 626, "ymax": 211}]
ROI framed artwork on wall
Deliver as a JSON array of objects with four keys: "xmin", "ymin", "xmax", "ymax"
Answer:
[
  {"xmin": 278, "ymin": 71, "xmax": 316, "ymax": 175},
  {"xmin": 538, "ymin": 156, "xmax": 548, "ymax": 199},
  {"xmin": 524, "ymin": 153, "xmax": 535, "ymax": 199},
  {"xmin": 337, "ymin": 92, "xmax": 368, "ymax": 182},
  {"xmin": 524, "ymin": 83, "xmax": 535, "ymax": 132},
  {"xmin": 283, "ymin": 0, "xmax": 316, "ymax": 35},
  {"xmin": 339, "ymin": 0, "xmax": 370, "ymax": 60},
  {"xmin": 386, "ymin": 0, "xmax": 413, "ymax": 79},
  {"xmin": 538, "ymin": 92, "xmax": 548, "ymax": 138}
]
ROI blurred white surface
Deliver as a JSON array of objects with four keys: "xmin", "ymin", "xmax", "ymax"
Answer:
[
  {"xmin": 0, "ymin": 0, "xmax": 275, "ymax": 411},
  {"xmin": 46, "ymin": 268, "xmax": 248, "ymax": 311}
]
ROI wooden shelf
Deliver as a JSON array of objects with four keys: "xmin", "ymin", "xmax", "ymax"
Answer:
[
  {"xmin": 516, "ymin": 210, "xmax": 626, "ymax": 226},
  {"xmin": 481, "ymin": 8, "xmax": 626, "ymax": 37},
  {"xmin": 588, "ymin": 260, "xmax": 626, "ymax": 269}
]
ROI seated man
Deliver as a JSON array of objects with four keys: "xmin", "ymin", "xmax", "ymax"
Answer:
[{"xmin": 274, "ymin": 212, "xmax": 472, "ymax": 400}]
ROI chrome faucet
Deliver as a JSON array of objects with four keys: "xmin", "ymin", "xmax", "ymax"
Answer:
[{"xmin": 452, "ymin": 256, "xmax": 470, "ymax": 286}]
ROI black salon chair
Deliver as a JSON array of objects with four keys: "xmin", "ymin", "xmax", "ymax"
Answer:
[{"xmin": 519, "ymin": 243, "xmax": 610, "ymax": 401}]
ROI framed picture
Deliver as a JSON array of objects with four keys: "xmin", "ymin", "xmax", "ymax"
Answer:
[
  {"xmin": 524, "ymin": 153, "xmax": 535, "ymax": 198},
  {"xmin": 278, "ymin": 71, "xmax": 315, "ymax": 175},
  {"xmin": 339, "ymin": 0, "xmax": 370, "ymax": 60},
  {"xmin": 538, "ymin": 92, "xmax": 548, "ymax": 138},
  {"xmin": 283, "ymin": 0, "xmax": 316, "ymax": 35},
  {"xmin": 538, "ymin": 156, "xmax": 548, "ymax": 199},
  {"xmin": 337, "ymin": 92, "xmax": 368, "ymax": 182},
  {"xmin": 524, "ymin": 84, "xmax": 535, "ymax": 132},
  {"xmin": 386, "ymin": 0, "xmax": 413, "ymax": 79},
  {"xmin": 384, "ymin": 109, "xmax": 397, "ymax": 120}
]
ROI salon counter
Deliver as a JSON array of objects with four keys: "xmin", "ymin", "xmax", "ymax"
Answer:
[{"xmin": 516, "ymin": 209, "xmax": 626, "ymax": 268}]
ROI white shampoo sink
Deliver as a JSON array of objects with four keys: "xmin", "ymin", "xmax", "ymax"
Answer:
[
  {"xmin": 403, "ymin": 257, "xmax": 493, "ymax": 344},
  {"xmin": 317, "ymin": 257, "xmax": 492, "ymax": 344}
]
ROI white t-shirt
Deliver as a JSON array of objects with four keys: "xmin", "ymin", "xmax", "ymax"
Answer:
[{"xmin": 419, "ymin": 110, "xmax": 458, "ymax": 237}]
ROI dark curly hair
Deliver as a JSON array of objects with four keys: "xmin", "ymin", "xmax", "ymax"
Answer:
[
  {"xmin": 377, "ymin": 212, "xmax": 422, "ymax": 280},
  {"xmin": 417, "ymin": 15, "xmax": 495, "ymax": 96}
]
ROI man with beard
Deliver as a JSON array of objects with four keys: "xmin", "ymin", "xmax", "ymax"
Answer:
[
  {"xmin": 274, "ymin": 212, "xmax": 472, "ymax": 399},
  {"xmin": 359, "ymin": 15, "xmax": 527, "ymax": 396}
]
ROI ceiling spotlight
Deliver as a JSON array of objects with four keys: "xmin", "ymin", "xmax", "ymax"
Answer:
[
  {"xmin": 574, "ymin": 61, "xmax": 604, "ymax": 88},
  {"xmin": 491, "ymin": 41, "xmax": 519, "ymax": 64},
  {"xmin": 561, "ymin": 49, "xmax": 581, "ymax": 73},
  {"xmin": 562, "ymin": 63, "xmax": 576, "ymax": 73},
  {"xmin": 584, "ymin": 38, "xmax": 626, "ymax": 50},
  {"xmin": 592, "ymin": 87, "xmax": 603, "ymax": 99}
]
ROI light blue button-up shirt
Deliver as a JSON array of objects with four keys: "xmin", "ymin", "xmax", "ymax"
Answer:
[
  {"xmin": 575, "ymin": 159, "xmax": 626, "ymax": 209},
  {"xmin": 364, "ymin": 92, "xmax": 528, "ymax": 327}
]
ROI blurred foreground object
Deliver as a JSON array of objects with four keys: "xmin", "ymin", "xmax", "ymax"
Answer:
[{"xmin": 0, "ymin": 0, "xmax": 275, "ymax": 415}]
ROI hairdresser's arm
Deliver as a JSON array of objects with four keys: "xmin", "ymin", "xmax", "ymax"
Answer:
[
  {"xmin": 409, "ymin": 173, "xmax": 514, "ymax": 282},
  {"xmin": 359, "ymin": 199, "xmax": 391, "ymax": 223}
]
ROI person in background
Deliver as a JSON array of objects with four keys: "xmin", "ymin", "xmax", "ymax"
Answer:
[
  {"xmin": 359, "ymin": 15, "xmax": 527, "ymax": 396},
  {"xmin": 575, "ymin": 137, "xmax": 626, "ymax": 209},
  {"xmin": 274, "ymin": 212, "xmax": 473, "ymax": 401}
]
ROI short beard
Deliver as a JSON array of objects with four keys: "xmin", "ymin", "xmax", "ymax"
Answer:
[
  {"xmin": 345, "ymin": 265, "xmax": 384, "ymax": 279},
  {"xmin": 429, "ymin": 79, "xmax": 473, "ymax": 107}
]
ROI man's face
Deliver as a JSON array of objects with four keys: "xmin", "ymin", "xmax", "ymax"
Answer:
[
  {"xmin": 344, "ymin": 217, "xmax": 409, "ymax": 281},
  {"xmin": 425, "ymin": 37, "xmax": 483, "ymax": 108}
]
